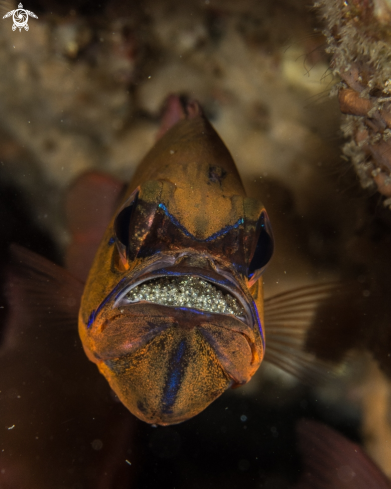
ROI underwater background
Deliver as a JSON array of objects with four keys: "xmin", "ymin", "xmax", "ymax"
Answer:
[{"xmin": 1, "ymin": 0, "xmax": 391, "ymax": 488}]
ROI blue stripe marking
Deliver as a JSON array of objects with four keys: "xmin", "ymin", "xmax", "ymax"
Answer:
[
  {"xmin": 158, "ymin": 203, "xmax": 243, "ymax": 242},
  {"xmin": 162, "ymin": 340, "xmax": 187, "ymax": 413},
  {"xmin": 108, "ymin": 236, "xmax": 115, "ymax": 245},
  {"xmin": 87, "ymin": 310, "xmax": 95, "ymax": 328},
  {"xmin": 86, "ymin": 277, "xmax": 128, "ymax": 329},
  {"xmin": 253, "ymin": 302, "xmax": 265, "ymax": 348},
  {"xmin": 177, "ymin": 307, "xmax": 212, "ymax": 315}
]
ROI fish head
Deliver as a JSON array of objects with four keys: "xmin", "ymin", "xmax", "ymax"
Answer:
[
  {"xmin": 79, "ymin": 180, "xmax": 273, "ymax": 424},
  {"xmin": 79, "ymin": 115, "xmax": 274, "ymax": 425}
]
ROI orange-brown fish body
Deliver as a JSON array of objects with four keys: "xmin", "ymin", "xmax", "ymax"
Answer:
[{"xmin": 79, "ymin": 102, "xmax": 273, "ymax": 425}]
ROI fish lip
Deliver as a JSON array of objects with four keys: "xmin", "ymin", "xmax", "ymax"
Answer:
[{"xmin": 112, "ymin": 264, "xmax": 253, "ymax": 326}]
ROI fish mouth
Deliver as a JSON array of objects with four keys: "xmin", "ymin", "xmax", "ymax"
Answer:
[
  {"xmin": 113, "ymin": 263, "xmax": 252, "ymax": 325},
  {"xmin": 125, "ymin": 275, "xmax": 245, "ymax": 319}
]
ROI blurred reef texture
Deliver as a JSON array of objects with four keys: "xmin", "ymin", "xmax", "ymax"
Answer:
[
  {"xmin": 0, "ymin": 0, "xmax": 391, "ymax": 488},
  {"xmin": 318, "ymin": 0, "xmax": 391, "ymax": 206}
]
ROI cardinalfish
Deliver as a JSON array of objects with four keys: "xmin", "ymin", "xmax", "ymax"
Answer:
[
  {"xmin": 11, "ymin": 96, "xmax": 345, "ymax": 426},
  {"xmin": 78, "ymin": 97, "xmax": 273, "ymax": 425}
]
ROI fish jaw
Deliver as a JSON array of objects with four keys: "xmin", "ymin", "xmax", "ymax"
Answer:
[
  {"xmin": 79, "ymin": 257, "xmax": 264, "ymax": 425},
  {"xmin": 97, "ymin": 325, "xmax": 233, "ymax": 425}
]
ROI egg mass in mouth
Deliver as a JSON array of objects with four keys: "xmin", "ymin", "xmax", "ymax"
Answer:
[{"xmin": 125, "ymin": 275, "xmax": 245, "ymax": 317}]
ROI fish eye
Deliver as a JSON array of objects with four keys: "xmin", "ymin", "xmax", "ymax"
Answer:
[
  {"xmin": 113, "ymin": 190, "xmax": 139, "ymax": 261},
  {"xmin": 247, "ymin": 211, "xmax": 274, "ymax": 283},
  {"xmin": 115, "ymin": 201, "xmax": 136, "ymax": 248}
]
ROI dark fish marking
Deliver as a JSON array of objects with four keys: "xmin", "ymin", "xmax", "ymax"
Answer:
[
  {"xmin": 161, "ymin": 339, "xmax": 187, "ymax": 414},
  {"xmin": 137, "ymin": 400, "xmax": 146, "ymax": 413},
  {"xmin": 104, "ymin": 359, "xmax": 120, "ymax": 374},
  {"xmin": 208, "ymin": 165, "xmax": 227, "ymax": 185},
  {"xmin": 158, "ymin": 203, "xmax": 243, "ymax": 242}
]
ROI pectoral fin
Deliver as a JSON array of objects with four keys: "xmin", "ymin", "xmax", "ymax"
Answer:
[{"xmin": 263, "ymin": 282, "xmax": 363, "ymax": 385}]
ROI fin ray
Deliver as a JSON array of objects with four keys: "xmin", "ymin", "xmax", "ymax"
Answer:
[
  {"xmin": 264, "ymin": 282, "xmax": 352, "ymax": 385},
  {"xmin": 7, "ymin": 244, "xmax": 84, "ymax": 331},
  {"xmin": 264, "ymin": 282, "xmax": 342, "ymax": 304}
]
